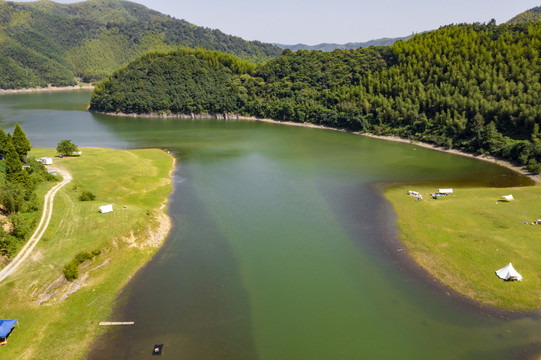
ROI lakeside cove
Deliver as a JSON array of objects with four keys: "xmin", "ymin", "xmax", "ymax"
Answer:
[
  {"xmin": 1, "ymin": 90, "xmax": 540, "ymax": 359},
  {"xmin": 90, "ymin": 109, "xmax": 541, "ymax": 313}
]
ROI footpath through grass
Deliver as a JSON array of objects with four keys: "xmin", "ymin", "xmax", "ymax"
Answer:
[
  {"xmin": 0, "ymin": 147, "xmax": 174, "ymax": 359},
  {"xmin": 386, "ymin": 185, "xmax": 541, "ymax": 310}
]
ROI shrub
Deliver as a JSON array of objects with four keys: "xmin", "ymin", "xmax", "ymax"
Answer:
[
  {"xmin": 63, "ymin": 250, "xmax": 100, "ymax": 281},
  {"xmin": 74, "ymin": 251, "xmax": 93, "ymax": 264},
  {"xmin": 79, "ymin": 191, "xmax": 96, "ymax": 201},
  {"xmin": 63, "ymin": 263, "xmax": 79, "ymax": 281}
]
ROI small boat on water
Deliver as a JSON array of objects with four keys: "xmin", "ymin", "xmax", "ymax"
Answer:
[{"xmin": 153, "ymin": 344, "xmax": 163, "ymax": 355}]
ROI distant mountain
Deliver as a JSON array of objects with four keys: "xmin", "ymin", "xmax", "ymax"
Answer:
[
  {"xmin": 275, "ymin": 35, "xmax": 412, "ymax": 52},
  {"xmin": 507, "ymin": 6, "xmax": 541, "ymax": 24},
  {"xmin": 0, "ymin": 0, "xmax": 281, "ymax": 89}
]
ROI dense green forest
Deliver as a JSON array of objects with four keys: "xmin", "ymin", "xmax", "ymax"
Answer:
[
  {"xmin": 91, "ymin": 48, "xmax": 256, "ymax": 114},
  {"xmin": 90, "ymin": 21, "xmax": 541, "ymax": 172},
  {"xmin": 0, "ymin": 125, "xmax": 56, "ymax": 258},
  {"xmin": 0, "ymin": 0, "xmax": 281, "ymax": 88}
]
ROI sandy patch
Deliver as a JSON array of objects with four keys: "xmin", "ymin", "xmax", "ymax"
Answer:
[{"xmin": 0, "ymin": 85, "xmax": 94, "ymax": 95}]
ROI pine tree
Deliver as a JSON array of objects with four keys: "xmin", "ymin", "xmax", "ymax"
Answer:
[
  {"xmin": 12, "ymin": 123, "xmax": 31, "ymax": 161},
  {"xmin": 5, "ymin": 142, "xmax": 31, "ymax": 187},
  {"xmin": 0, "ymin": 128, "xmax": 7, "ymax": 158},
  {"xmin": 5, "ymin": 142, "xmax": 22, "ymax": 176}
]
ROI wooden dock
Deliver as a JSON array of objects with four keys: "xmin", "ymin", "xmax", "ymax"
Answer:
[{"xmin": 98, "ymin": 322, "xmax": 135, "ymax": 326}]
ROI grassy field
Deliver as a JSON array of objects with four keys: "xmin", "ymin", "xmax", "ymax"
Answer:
[
  {"xmin": 0, "ymin": 148, "xmax": 174, "ymax": 359},
  {"xmin": 386, "ymin": 184, "xmax": 541, "ymax": 310}
]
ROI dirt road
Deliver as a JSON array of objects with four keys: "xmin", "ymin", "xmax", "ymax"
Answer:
[{"xmin": 0, "ymin": 169, "xmax": 72, "ymax": 283}]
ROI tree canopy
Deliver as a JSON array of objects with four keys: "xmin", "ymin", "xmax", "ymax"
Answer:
[
  {"xmin": 12, "ymin": 123, "xmax": 31, "ymax": 160},
  {"xmin": 57, "ymin": 139, "xmax": 79, "ymax": 156},
  {"xmin": 0, "ymin": 125, "xmax": 57, "ymax": 257}
]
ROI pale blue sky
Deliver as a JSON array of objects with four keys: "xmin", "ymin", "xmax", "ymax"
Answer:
[{"xmin": 17, "ymin": 0, "xmax": 541, "ymax": 44}]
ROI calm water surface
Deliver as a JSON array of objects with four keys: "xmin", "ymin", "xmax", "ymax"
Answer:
[{"xmin": 1, "ymin": 91, "xmax": 540, "ymax": 359}]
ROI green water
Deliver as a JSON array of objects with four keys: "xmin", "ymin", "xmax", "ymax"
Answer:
[{"xmin": 1, "ymin": 91, "xmax": 540, "ymax": 359}]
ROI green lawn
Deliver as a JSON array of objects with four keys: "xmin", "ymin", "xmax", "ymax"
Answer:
[
  {"xmin": 386, "ymin": 185, "xmax": 541, "ymax": 310},
  {"xmin": 0, "ymin": 148, "xmax": 174, "ymax": 359}
]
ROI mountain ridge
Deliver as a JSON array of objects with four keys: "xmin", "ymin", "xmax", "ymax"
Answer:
[
  {"xmin": 274, "ymin": 35, "xmax": 412, "ymax": 52},
  {"xmin": 0, "ymin": 0, "xmax": 281, "ymax": 89},
  {"xmin": 507, "ymin": 5, "xmax": 541, "ymax": 24}
]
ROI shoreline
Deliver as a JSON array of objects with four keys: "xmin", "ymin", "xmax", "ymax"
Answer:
[
  {"xmin": 92, "ymin": 110, "xmax": 540, "ymax": 183},
  {"xmin": 144, "ymin": 155, "xmax": 175, "ymax": 248},
  {"xmin": 0, "ymin": 85, "xmax": 94, "ymax": 95}
]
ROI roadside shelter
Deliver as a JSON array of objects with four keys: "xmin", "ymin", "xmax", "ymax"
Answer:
[{"xmin": 0, "ymin": 319, "xmax": 18, "ymax": 345}]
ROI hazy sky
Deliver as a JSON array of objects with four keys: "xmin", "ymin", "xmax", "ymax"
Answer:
[{"xmin": 18, "ymin": 0, "xmax": 541, "ymax": 44}]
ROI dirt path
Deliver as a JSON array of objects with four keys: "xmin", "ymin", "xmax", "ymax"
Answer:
[{"xmin": 0, "ymin": 169, "xmax": 72, "ymax": 283}]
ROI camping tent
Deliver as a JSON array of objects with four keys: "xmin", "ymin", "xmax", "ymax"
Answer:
[
  {"xmin": 99, "ymin": 204, "xmax": 113, "ymax": 214},
  {"xmin": 495, "ymin": 263, "xmax": 522, "ymax": 281},
  {"xmin": 438, "ymin": 188, "xmax": 453, "ymax": 194},
  {"xmin": 500, "ymin": 195, "xmax": 514, "ymax": 202},
  {"xmin": 0, "ymin": 319, "xmax": 18, "ymax": 343},
  {"xmin": 40, "ymin": 157, "xmax": 53, "ymax": 165}
]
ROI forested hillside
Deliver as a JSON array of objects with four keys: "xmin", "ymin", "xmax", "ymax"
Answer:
[
  {"xmin": 0, "ymin": 0, "xmax": 281, "ymax": 89},
  {"xmin": 91, "ymin": 48, "xmax": 256, "ymax": 114},
  {"xmin": 507, "ymin": 6, "xmax": 541, "ymax": 25},
  {"xmin": 90, "ymin": 21, "xmax": 541, "ymax": 171}
]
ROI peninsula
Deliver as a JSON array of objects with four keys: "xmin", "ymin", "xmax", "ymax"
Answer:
[{"xmin": 0, "ymin": 147, "xmax": 174, "ymax": 359}]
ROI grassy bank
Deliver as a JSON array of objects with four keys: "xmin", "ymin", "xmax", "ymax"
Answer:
[
  {"xmin": 386, "ymin": 185, "xmax": 541, "ymax": 310},
  {"xmin": 0, "ymin": 147, "xmax": 174, "ymax": 359}
]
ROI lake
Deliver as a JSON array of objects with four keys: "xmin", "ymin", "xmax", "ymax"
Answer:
[{"xmin": 1, "ymin": 90, "xmax": 539, "ymax": 359}]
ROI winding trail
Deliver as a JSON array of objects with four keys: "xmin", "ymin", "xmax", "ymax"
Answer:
[{"xmin": 0, "ymin": 169, "xmax": 72, "ymax": 283}]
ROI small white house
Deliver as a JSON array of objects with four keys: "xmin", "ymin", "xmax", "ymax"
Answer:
[
  {"xmin": 536, "ymin": 219, "xmax": 541, "ymax": 225},
  {"xmin": 407, "ymin": 190, "xmax": 420, "ymax": 197},
  {"xmin": 438, "ymin": 188, "xmax": 453, "ymax": 194},
  {"xmin": 99, "ymin": 204, "xmax": 113, "ymax": 214},
  {"xmin": 500, "ymin": 195, "xmax": 514, "ymax": 202},
  {"xmin": 40, "ymin": 157, "xmax": 53, "ymax": 165},
  {"xmin": 72, "ymin": 151, "xmax": 82, "ymax": 156}
]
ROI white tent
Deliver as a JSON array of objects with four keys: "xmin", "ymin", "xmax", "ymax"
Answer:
[
  {"xmin": 500, "ymin": 195, "xmax": 514, "ymax": 202},
  {"xmin": 438, "ymin": 188, "xmax": 453, "ymax": 194},
  {"xmin": 40, "ymin": 157, "xmax": 53, "ymax": 165},
  {"xmin": 495, "ymin": 263, "xmax": 522, "ymax": 281},
  {"xmin": 99, "ymin": 204, "xmax": 113, "ymax": 214}
]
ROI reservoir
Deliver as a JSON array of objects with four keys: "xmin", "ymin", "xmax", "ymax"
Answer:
[{"xmin": 1, "ymin": 90, "xmax": 540, "ymax": 359}]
